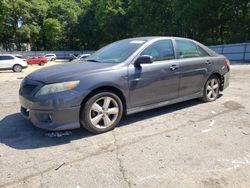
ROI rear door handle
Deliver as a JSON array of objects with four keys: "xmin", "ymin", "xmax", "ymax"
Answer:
[{"xmin": 170, "ymin": 65, "xmax": 178, "ymax": 71}]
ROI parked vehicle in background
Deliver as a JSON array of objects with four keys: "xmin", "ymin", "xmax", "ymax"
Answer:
[
  {"xmin": 13, "ymin": 54, "xmax": 24, "ymax": 59},
  {"xmin": 69, "ymin": 54, "xmax": 78, "ymax": 61},
  {"xmin": 19, "ymin": 37, "xmax": 230, "ymax": 133},
  {"xmin": 44, "ymin": 54, "xmax": 56, "ymax": 61},
  {"xmin": 71, "ymin": 53, "xmax": 91, "ymax": 62},
  {"xmin": 0, "ymin": 54, "xmax": 27, "ymax": 72},
  {"xmin": 27, "ymin": 56, "xmax": 48, "ymax": 66}
]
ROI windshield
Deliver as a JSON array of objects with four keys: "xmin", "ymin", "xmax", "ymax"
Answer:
[{"xmin": 86, "ymin": 39, "xmax": 147, "ymax": 64}]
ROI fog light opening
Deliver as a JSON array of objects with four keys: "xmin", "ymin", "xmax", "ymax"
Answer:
[
  {"xmin": 39, "ymin": 113, "xmax": 53, "ymax": 123},
  {"xmin": 48, "ymin": 114, "xmax": 53, "ymax": 122}
]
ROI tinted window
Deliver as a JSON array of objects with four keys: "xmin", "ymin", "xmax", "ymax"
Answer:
[
  {"xmin": 14, "ymin": 55, "xmax": 22, "ymax": 59},
  {"xmin": 86, "ymin": 39, "xmax": 147, "ymax": 64},
  {"xmin": 0, "ymin": 56, "xmax": 14, "ymax": 60},
  {"xmin": 176, "ymin": 40, "xmax": 209, "ymax": 58},
  {"xmin": 141, "ymin": 40, "xmax": 175, "ymax": 61}
]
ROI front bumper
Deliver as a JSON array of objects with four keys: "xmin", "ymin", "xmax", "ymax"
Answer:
[{"xmin": 19, "ymin": 95, "xmax": 81, "ymax": 131}]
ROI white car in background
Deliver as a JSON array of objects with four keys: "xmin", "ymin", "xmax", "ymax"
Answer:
[
  {"xmin": 71, "ymin": 53, "xmax": 91, "ymax": 62},
  {"xmin": 44, "ymin": 54, "xmax": 57, "ymax": 61},
  {"xmin": 0, "ymin": 54, "xmax": 28, "ymax": 72}
]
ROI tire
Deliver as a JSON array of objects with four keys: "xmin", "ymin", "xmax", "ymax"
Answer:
[
  {"xmin": 201, "ymin": 75, "xmax": 220, "ymax": 102},
  {"xmin": 80, "ymin": 92, "xmax": 123, "ymax": 134},
  {"xmin": 12, "ymin": 64, "xmax": 23, "ymax": 72},
  {"xmin": 39, "ymin": 62, "xmax": 45, "ymax": 66}
]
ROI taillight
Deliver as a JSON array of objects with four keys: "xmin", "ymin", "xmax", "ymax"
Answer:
[{"xmin": 224, "ymin": 59, "xmax": 230, "ymax": 67}]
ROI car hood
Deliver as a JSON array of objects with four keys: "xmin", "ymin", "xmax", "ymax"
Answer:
[{"xmin": 27, "ymin": 62, "xmax": 116, "ymax": 83}]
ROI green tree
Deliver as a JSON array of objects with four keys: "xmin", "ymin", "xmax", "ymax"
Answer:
[
  {"xmin": 128, "ymin": 0, "xmax": 175, "ymax": 36},
  {"xmin": 0, "ymin": 0, "xmax": 10, "ymax": 50},
  {"xmin": 43, "ymin": 18, "xmax": 62, "ymax": 50},
  {"xmin": 4, "ymin": 0, "xmax": 31, "ymax": 50},
  {"xmin": 47, "ymin": 0, "xmax": 81, "ymax": 49},
  {"xmin": 0, "ymin": 0, "xmax": 249, "ymax": 51}
]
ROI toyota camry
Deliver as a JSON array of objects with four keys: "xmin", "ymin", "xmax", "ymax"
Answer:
[{"xmin": 19, "ymin": 37, "xmax": 230, "ymax": 133}]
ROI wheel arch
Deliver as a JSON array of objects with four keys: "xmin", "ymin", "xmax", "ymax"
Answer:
[
  {"xmin": 81, "ymin": 85, "xmax": 127, "ymax": 116},
  {"xmin": 12, "ymin": 64, "xmax": 23, "ymax": 72},
  {"xmin": 12, "ymin": 63, "xmax": 23, "ymax": 68},
  {"xmin": 209, "ymin": 72, "xmax": 224, "ymax": 91}
]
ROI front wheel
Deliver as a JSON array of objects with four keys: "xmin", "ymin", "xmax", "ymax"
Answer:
[
  {"xmin": 80, "ymin": 92, "xmax": 123, "ymax": 134},
  {"xmin": 13, "ymin": 64, "xmax": 23, "ymax": 72},
  {"xmin": 201, "ymin": 75, "xmax": 220, "ymax": 102}
]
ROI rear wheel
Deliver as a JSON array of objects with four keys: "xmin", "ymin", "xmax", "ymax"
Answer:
[
  {"xmin": 80, "ymin": 92, "xmax": 123, "ymax": 134},
  {"xmin": 201, "ymin": 75, "xmax": 220, "ymax": 102},
  {"xmin": 13, "ymin": 64, "xmax": 22, "ymax": 72},
  {"xmin": 39, "ymin": 62, "xmax": 45, "ymax": 66}
]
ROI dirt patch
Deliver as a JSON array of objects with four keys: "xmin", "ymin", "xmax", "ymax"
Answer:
[{"xmin": 223, "ymin": 101, "xmax": 244, "ymax": 110}]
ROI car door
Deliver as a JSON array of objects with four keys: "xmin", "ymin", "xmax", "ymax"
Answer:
[
  {"xmin": 175, "ymin": 39, "xmax": 213, "ymax": 97},
  {"xmin": 0, "ymin": 56, "xmax": 6, "ymax": 69},
  {"xmin": 0, "ymin": 55, "xmax": 14, "ymax": 69},
  {"xmin": 29, "ymin": 57, "xmax": 37, "ymax": 64},
  {"xmin": 128, "ymin": 39, "xmax": 180, "ymax": 108}
]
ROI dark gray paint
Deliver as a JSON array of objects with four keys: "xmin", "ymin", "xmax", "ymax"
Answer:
[{"xmin": 19, "ymin": 37, "xmax": 230, "ymax": 130}]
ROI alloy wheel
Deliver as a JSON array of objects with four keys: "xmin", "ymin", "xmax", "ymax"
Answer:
[
  {"xmin": 13, "ymin": 65, "xmax": 22, "ymax": 72},
  {"xmin": 206, "ymin": 78, "xmax": 219, "ymax": 100},
  {"xmin": 89, "ymin": 96, "xmax": 119, "ymax": 129}
]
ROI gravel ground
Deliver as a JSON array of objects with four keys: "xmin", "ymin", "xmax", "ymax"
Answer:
[{"xmin": 0, "ymin": 63, "xmax": 250, "ymax": 188}]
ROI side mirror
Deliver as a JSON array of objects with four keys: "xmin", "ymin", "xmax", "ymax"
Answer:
[{"xmin": 134, "ymin": 55, "xmax": 153, "ymax": 67}]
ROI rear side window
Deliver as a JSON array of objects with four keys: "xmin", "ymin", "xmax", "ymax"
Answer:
[
  {"xmin": 0, "ymin": 56, "xmax": 14, "ymax": 60},
  {"xmin": 141, "ymin": 39, "xmax": 175, "ymax": 62},
  {"xmin": 176, "ymin": 40, "xmax": 209, "ymax": 58}
]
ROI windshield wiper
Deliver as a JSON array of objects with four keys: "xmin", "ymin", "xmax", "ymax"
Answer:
[{"xmin": 86, "ymin": 59, "xmax": 101, "ymax": 63}]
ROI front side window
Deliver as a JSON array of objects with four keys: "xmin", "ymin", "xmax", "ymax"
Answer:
[
  {"xmin": 141, "ymin": 39, "xmax": 175, "ymax": 62},
  {"xmin": 176, "ymin": 40, "xmax": 209, "ymax": 59}
]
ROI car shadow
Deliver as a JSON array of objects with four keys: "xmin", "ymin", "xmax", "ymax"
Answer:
[
  {"xmin": 0, "ymin": 98, "xmax": 208, "ymax": 150},
  {"xmin": 0, "ymin": 113, "xmax": 93, "ymax": 150},
  {"xmin": 120, "ymin": 98, "xmax": 203, "ymax": 126}
]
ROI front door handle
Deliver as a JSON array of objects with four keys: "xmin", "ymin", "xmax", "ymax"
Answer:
[
  {"xmin": 170, "ymin": 65, "xmax": 178, "ymax": 71},
  {"xmin": 206, "ymin": 60, "xmax": 212, "ymax": 65}
]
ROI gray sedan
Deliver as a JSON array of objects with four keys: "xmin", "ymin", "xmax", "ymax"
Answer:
[{"xmin": 19, "ymin": 37, "xmax": 230, "ymax": 133}]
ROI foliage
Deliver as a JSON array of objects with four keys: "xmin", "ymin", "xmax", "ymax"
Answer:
[
  {"xmin": 0, "ymin": 0, "xmax": 249, "ymax": 50},
  {"xmin": 43, "ymin": 18, "xmax": 62, "ymax": 50}
]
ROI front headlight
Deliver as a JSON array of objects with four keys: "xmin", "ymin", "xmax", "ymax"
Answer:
[{"xmin": 35, "ymin": 81, "xmax": 80, "ymax": 96}]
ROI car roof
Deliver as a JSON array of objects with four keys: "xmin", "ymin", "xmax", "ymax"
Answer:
[
  {"xmin": 125, "ymin": 36, "xmax": 196, "ymax": 42},
  {"xmin": 0, "ymin": 54, "xmax": 14, "ymax": 56}
]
